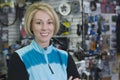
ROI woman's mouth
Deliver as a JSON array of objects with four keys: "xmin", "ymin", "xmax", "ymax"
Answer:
[{"xmin": 40, "ymin": 33, "xmax": 49, "ymax": 36}]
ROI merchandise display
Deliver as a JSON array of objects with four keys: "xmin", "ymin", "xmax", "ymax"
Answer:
[
  {"xmin": 58, "ymin": 2, "xmax": 71, "ymax": 16},
  {"xmin": 0, "ymin": 0, "xmax": 120, "ymax": 80}
]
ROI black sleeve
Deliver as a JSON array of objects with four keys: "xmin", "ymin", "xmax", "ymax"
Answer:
[
  {"xmin": 7, "ymin": 52, "xmax": 29, "ymax": 80},
  {"xmin": 67, "ymin": 53, "xmax": 80, "ymax": 79}
]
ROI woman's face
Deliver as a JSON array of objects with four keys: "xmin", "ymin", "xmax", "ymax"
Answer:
[{"xmin": 32, "ymin": 10, "xmax": 54, "ymax": 46}]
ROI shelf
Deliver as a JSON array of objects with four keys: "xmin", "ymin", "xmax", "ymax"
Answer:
[{"xmin": 53, "ymin": 35, "xmax": 80, "ymax": 38}]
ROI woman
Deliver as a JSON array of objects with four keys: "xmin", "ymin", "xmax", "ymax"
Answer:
[{"xmin": 7, "ymin": 2, "xmax": 80, "ymax": 80}]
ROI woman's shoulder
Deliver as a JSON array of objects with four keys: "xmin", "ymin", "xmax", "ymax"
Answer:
[
  {"xmin": 15, "ymin": 45, "xmax": 32, "ymax": 55},
  {"xmin": 54, "ymin": 47, "xmax": 68, "ymax": 55}
]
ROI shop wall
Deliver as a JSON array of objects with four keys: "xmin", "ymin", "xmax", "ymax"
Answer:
[
  {"xmin": 43, "ymin": 0, "xmax": 83, "ymax": 51},
  {"xmin": 8, "ymin": 13, "xmax": 20, "ymax": 46},
  {"xmin": 7, "ymin": 0, "xmax": 117, "ymax": 54},
  {"xmin": 7, "ymin": 0, "xmax": 101, "ymax": 52}
]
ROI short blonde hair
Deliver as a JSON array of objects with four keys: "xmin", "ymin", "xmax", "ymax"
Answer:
[{"xmin": 24, "ymin": 2, "xmax": 59, "ymax": 36}]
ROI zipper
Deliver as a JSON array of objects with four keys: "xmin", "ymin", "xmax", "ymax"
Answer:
[
  {"xmin": 44, "ymin": 49, "xmax": 54, "ymax": 74},
  {"xmin": 48, "ymin": 64, "xmax": 54, "ymax": 74}
]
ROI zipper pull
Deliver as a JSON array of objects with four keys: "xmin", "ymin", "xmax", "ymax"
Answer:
[{"xmin": 48, "ymin": 64, "xmax": 54, "ymax": 74}]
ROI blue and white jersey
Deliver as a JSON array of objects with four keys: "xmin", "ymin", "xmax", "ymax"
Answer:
[{"xmin": 15, "ymin": 40, "xmax": 68, "ymax": 80}]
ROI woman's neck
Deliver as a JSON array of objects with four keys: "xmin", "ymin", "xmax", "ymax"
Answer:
[{"xmin": 35, "ymin": 39, "xmax": 50, "ymax": 48}]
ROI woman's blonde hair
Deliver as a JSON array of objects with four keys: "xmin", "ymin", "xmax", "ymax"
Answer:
[{"xmin": 24, "ymin": 2, "xmax": 59, "ymax": 36}]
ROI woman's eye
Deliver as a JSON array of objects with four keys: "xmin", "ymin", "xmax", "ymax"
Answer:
[
  {"xmin": 36, "ymin": 22, "xmax": 41, "ymax": 24},
  {"xmin": 48, "ymin": 21, "xmax": 53, "ymax": 24}
]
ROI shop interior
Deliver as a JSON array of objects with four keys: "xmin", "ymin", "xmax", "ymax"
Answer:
[{"xmin": 0, "ymin": 0, "xmax": 120, "ymax": 80}]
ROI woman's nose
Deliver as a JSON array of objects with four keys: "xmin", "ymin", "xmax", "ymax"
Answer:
[{"xmin": 42, "ymin": 23, "xmax": 47, "ymax": 30}]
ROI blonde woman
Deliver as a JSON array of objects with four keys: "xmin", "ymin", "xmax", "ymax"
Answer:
[{"xmin": 7, "ymin": 2, "xmax": 80, "ymax": 80}]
